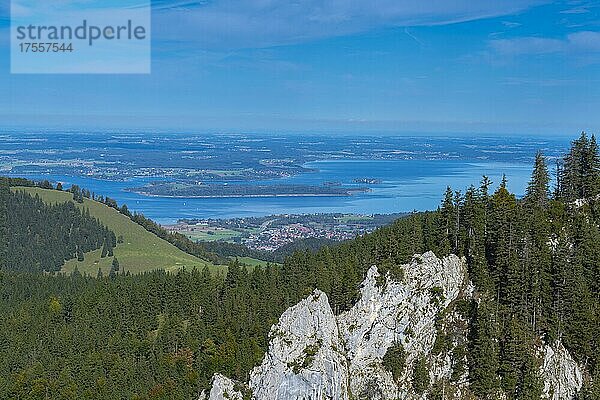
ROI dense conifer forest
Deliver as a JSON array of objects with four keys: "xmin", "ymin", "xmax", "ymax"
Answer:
[{"xmin": 0, "ymin": 134, "xmax": 599, "ymax": 399}]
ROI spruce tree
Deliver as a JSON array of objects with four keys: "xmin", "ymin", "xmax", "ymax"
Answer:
[
  {"xmin": 521, "ymin": 153, "xmax": 553, "ymax": 333},
  {"xmin": 439, "ymin": 186, "xmax": 455, "ymax": 255},
  {"xmin": 559, "ymin": 132, "xmax": 600, "ymax": 201},
  {"xmin": 112, "ymin": 257, "xmax": 120, "ymax": 273},
  {"xmin": 412, "ymin": 356, "xmax": 430, "ymax": 394},
  {"xmin": 525, "ymin": 151, "xmax": 550, "ymax": 207},
  {"xmin": 585, "ymin": 134, "xmax": 600, "ymax": 198},
  {"xmin": 101, "ymin": 240, "xmax": 108, "ymax": 258},
  {"xmin": 488, "ymin": 175, "xmax": 517, "ymax": 288},
  {"xmin": 77, "ymin": 247, "xmax": 85, "ymax": 262},
  {"xmin": 469, "ymin": 300, "xmax": 500, "ymax": 397}
]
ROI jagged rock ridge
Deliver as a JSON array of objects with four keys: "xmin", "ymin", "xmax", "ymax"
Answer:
[
  {"xmin": 203, "ymin": 251, "xmax": 585, "ymax": 400},
  {"xmin": 249, "ymin": 290, "xmax": 350, "ymax": 400},
  {"xmin": 337, "ymin": 251, "xmax": 469, "ymax": 399},
  {"xmin": 199, "ymin": 374, "xmax": 246, "ymax": 400}
]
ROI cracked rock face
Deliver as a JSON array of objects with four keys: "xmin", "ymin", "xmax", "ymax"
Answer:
[
  {"xmin": 204, "ymin": 251, "xmax": 586, "ymax": 400},
  {"xmin": 249, "ymin": 290, "xmax": 349, "ymax": 400},
  {"xmin": 200, "ymin": 374, "xmax": 245, "ymax": 400},
  {"xmin": 337, "ymin": 251, "xmax": 468, "ymax": 399},
  {"xmin": 540, "ymin": 341, "xmax": 583, "ymax": 400},
  {"xmin": 246, "ymin": 252, "xmax": 468, "ymax": 400}
]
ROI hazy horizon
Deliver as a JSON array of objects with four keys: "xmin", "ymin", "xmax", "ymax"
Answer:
[{"xmin": 1, "ymin": 1, "xmax": 599, "ymax": 135}]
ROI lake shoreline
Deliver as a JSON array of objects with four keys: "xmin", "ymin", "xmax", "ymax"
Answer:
[{"xmin": 127, "ymin": 191, "xmax": 354, "ymax": 199}]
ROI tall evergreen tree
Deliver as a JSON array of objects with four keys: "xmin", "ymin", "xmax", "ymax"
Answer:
[
  {"xmin": 439, "ymin": 186, "xmax": 455, "ymax": 254},
  {"xmin": 585, "ymin": 134, "xmax": 600, "ymax": 198},
  {"xmin": 525, "ymin": 151, "xmax": 550, "ymax": 207},
  {"xmin": 559, "ymin": 132, "xmax": 600, "ymax": 201},
  {"xmin": 469, "ymin": 299, "xmax": 500, "ymax": 397},
  {"xmin": 101, "ymin": 240, "xmax": 109, "ymax": 258}
]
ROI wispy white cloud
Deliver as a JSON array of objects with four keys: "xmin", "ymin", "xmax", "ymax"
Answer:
[
  {"xmin": 560, "ymin": 5, "xmax": 591, "ymax": 14},
  {"xmin": 502, "ymin": 21, "xmax": 522, "ymax": 28},
  {"xmin": 152, "ymin": 0, "xmax": 547, "ymax": 49},
  {"xmin": 490, "ymin": 37, "xmax": 566, "ymax": 55},
  {"xmin": 568, "ymin": 30, "xmax": 600, "ymax": 52},
  {"xmin": 490, "ymin": 31, "xmax": 600, "ymax": 56},
  {"xmin": 152, "ymin": 0, "xmax": 209, "ymax": 11}
]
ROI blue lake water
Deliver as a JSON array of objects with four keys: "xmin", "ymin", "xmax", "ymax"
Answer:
[{"xmin": 13, "ymin": 159, "xmax": 533, "ymax": 223}]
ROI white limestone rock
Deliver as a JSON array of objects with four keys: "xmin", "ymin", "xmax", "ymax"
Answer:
[
  {"xmin": 249, "ymin": 289, "xmax": 349, "ymax": 400},
  {"xmin": 203, "ymin": 373, "xmax": 247, "ymax": 400},
  {"xmin": 337, "ymin": 251, "xmax": 468, "ymax": 399},
  {"xmin": 203, "ymin": 251, "xmax": 593, "ymax": 400},
  {"xmin": 540, "ymin": 341, "xmax": 583, "ymax": 400}
]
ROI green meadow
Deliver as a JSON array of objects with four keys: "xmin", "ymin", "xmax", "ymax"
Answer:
[{"xmin": 12, "ymin": 187, "xmax": 227, "ymax": 276}]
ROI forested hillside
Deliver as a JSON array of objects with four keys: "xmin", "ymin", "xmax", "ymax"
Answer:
[
  {"xmin": 0, "ymin": 180, "xmax": 115, "ymax": 272},
  {"xmin": 15, "ymin": 187, "xmax": 224, "ymax": 275},
  {"xmin": 0, "ymin": 134, "xmax": 598, "ymax": 399}
]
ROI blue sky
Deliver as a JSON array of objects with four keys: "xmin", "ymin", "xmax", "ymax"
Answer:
[{"xmin": 0, "ymin": 0, "xmax": 599, "ymax": 135}]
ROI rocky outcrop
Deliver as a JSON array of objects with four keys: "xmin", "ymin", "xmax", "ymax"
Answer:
[
  {"xmin": 540, "ymin": 341, "xmax": 583, "ymax": 400},
  {"xmin": 249, "ymin": 290, "xmax": 349, "ymax": 400},
  {"xmin": 244, "ymin": 252, "xmax": 469, "ymax": 400},
  {"xmin": 337, "ymin": 252, "xmax": 469, "ymax": 399},
  {"xmin": 203, "ymin": 251, "xmax": 586, "ymax": 400},
  {"xmin": 199, "ymin": 373, "xmax": 247, "ymax": 400}
]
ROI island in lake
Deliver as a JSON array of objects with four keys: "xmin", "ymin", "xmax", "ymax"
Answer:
[
  {"xmin": 127, "ymin": 182, "xmax": 370, "ymax": 198},
  {"xmin": 353, "ymin": 178, "xmax": 382, "ymax": 184}
]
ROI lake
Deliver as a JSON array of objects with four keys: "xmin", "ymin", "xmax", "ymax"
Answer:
[{"xmin": 12, "ymin": 158, "xmax": 534, "ymax": 223}]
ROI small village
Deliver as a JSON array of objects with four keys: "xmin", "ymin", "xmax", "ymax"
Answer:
[{"xmin": 165, "ymin": 213, "xmax": 402, "ymax": 251}]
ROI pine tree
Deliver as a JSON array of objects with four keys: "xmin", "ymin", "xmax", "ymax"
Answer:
[
  {"xmin": 521, "ymin": 153, "xmax": 553, "ymax": 333},
  {"xmin": 453, "ymin": 190, "xmax": 463, "ymax": 254},
  {"xmin": 77, "ymin": 247, "xmax": 85, "ymax": 262},
  {"xmin": 585, "ymin": 134, "xmax": 600, "ymax": 198},
  {"xmin": 559, "ymin": 132, "xmax": 600, "ymax": 200},
  {"xmin": 70, "ymin": 185, "xmax": 84, "ymax": 203},
  {"xmin": 469, "ymin": 300, "xmax": 500, "ymax": 397},
  {"xmin": 518, "ymin": 352, "xmax": 543, "ymax": 399},
  {"xmin": 109, "ymin": 258, "xmax": 119, "ymax": 279},
  {"xmin": 439, "ymin": 187, "xmax": 455, "ymax": 254},
  {"xmin": 549, "ymin": 232, "xmax": 571, "ymax": 341},
  {"xmin": 412, "ymin": 356, "xmax": 430, "ymax": 394},
  {"xmin": 112, "ymin": 257, "xmax": 120, "ymax": 273},
  {"xmin": 382, "ymin": 342, "xmax": 406, "ymax": 382},
  {"xmin": 499, "ymin": 316, "xmax": 533, "ymax": 396},
  {"xmin": 554, "ymin": 159, "xmax": 562, "ymax": 200},
  {"xmin": 480, "ymin": 175, "xmax": 493, "ymax": 198},
  {"xmin": 488, "ymin": 175, "xmax": 517, "ymax": 288},
  {"xmin": 525, "ymin": 151, "xmax": 550, "ymax": 208},
  {"xmin": 463, "ymin": 185, "xmax": 491, "ymax": 291},
  {"xmin": 101, "ymin": 240, "xmax": 108, "ymax": 258}
]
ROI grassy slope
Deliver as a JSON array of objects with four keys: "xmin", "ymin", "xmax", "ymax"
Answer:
[
  {"xmin": 186, "ymin": 228, "xmax": 243, "ymax": 242},
  {"xmin": 12, "ymin": 187, "xmax": 227, "ymax": 276},
  {"xmin": 231, "ymin": 256, "xmax": 279, "ymax": 269}
]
